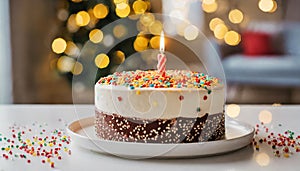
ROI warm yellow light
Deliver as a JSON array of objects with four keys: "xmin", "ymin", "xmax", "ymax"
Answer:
[
  {"xmin": 258, "ymin": 0, "xmax": 275, "ymax": 12},
  {"xmin": 93, "ymin": 4, "xmax": 109, "ymax": 19},
  {"xmin": 140, "ymin": 13, "xmax": 155, "ymax": 27},
  {"xmin": 76, "ymin": 11, "xmax": 90, "ymax": 27},
  {"xmin": 226, "ymin": 104, "xmax": 240, "ymax": 118},
  {"xmin": 214, "ymin": 24, "xmax": 228, "ymax": 39},
  {"xmin": 136, "ymin": 21, "xmax": 148, "ymax": 32},
  {"xmin": 259, "ymin": 110, "xmax": 272, "ymax": 124},
  {"xmin": 176, "ymin": 22, "xmax": 189, "ymax": 36},
  {"xmin": 202, "ymin": 2, "xmax": 218, "ymax": 13},
  {"xmin": 52, "ymin": 38, "xmax": 67, "ymax": 54},
  {"xmin": 160, "ymin": 31, "xmax": 165, "ymax": 52},
  {"xmin": 113, "ymin": 50, "xmax": 125, "ymax": 64},
  {"xmin": 95, "ymin": 53, "xmax": 110, "ymax": 68},
  {"xmin": 56, "ymin": 56, "xmax": 75, "ymax": 72},
  {"xmin": 133, "ymin": 0, "xmax": 147, "ymax": 14},
  {"xmin": 114, "ymin": 0, "xmax": 127, "ymax": 4},
  {"xmin": 270, "ymin": 0, "xmax": 277, "ymax": 13},
  {"xmin": 203, "ymin": 0, "xmax": 215, "ymax": 5},
  {"xmin": 72, "ymin": 0, "xmax": 82, "ymax": 2},
  {"xmin": 134, "ymin": 36, "xmax": 149, "ymax": 52},
  {"xmin": 184, "ymin": 25, "xmax": 199, "ymax": 41},
  {"xmin": 209, "ymin": 18, "xmax": 224, "ymax": 31},
  {"xmin": 65, "ymin": 41, "xmax": 79, "ymax": 57},
  {"xmin": 67, "ymin": 14, "xmax": 79, "ymax": 33},
  {"xmin": 224, "ymin": 31, "xmax": 241, "ymax": 46},
  {"xmin": 89, "ymin": 29, "xmax": 104, "ymax": 43},
  {"xmin": 150, "ymin": 36, "xmax": 160, "ymax": 49},
  {"xmin": 149, "ymin": 20, "xmax": 163, "ymax": 35},
  {"xmin": 228, "ymin": 9, "xmax": 244, "ymax": 24},
  {"xmin": 72, "ymin": 62, "xmax": 83, "ymax": 75},
  {"xmin": 116, "ymin": 3, "xmax": 130, "ymax": 18},
  {"xmin": 57, "ymin": 9, "xmax": 69, "ymax": 21},
  {"xmin": 255, "ymin": 153, "xmax": 270, "ymax": 166},
  {"xmin": 113, "ymin": 24, "xmax": 127, "ymax": 38}
]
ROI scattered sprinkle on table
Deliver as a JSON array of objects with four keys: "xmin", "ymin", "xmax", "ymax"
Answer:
[
  {"xmin": 0, "ymin": 119, "xmax": 71, "ymax": 168},
  {"xmin": 252, "ymin": 122, "xmax": 300, "ymax": 158}
]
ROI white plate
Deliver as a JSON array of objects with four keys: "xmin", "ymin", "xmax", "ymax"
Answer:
[{"xmin": 67, "ymin": 116, "xmax": 254, "ymax": 159}]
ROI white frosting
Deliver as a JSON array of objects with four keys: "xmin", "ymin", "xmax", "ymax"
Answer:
[{"xmin": 95, "ymin": 85, "xmax": 225, "ymax": 119}]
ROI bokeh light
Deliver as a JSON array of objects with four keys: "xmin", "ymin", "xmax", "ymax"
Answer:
[
  {"xmin": 52, "ymin": 38, "xmax": 67, "ymax": 54},
  {"xmin": 140, "ymin": 13, "xmax": 155, "ymax": 27},
  {"xmin": 65, "ymin": 41, "xmax": 80, "ymax": 57},
  {"xmin": 258, "ymin": 0, "xmax": 275, "ymax": 13},
  {"xmin": 228, "ymin": 9, "xmax": 244, "ymax": 24},
  {"xmin": 202, "ymin": 0, "xmax": 215, "ymax": 5},
  {"xmin": 116, "ymin": 3, "xmax": 130, "ymax": 18},
  {"xmin": 202, "ymin": 2, "xmax": 218, "ymax": 13},
  {"xmin": 209, "ymin": 17, "xmax": 224, "ymax": 31},
  {"xmin": 133, "ymin": 0, "xmax": 147, "ymax": 14},
  {"xmin": 184, "ymin": 25, "xmax": 199, "ymax": 41},
  {"xmin": 95, "ymin": 53, "xmax": 110, "ymax": 69},
  {"xmin": 134, "ymin": 36, "xmax": 149, "ymax": 52},
  {"xmin": 67, "ymin": 14, "xmax": 80, "ymax": 33},
  {"xmin": 113, "ymin": 24, "xmax": 127, "ymax": 38},
  {"xmin": 75, "ymin": 11, "xmax": 90, "ymax": 27},
  {"xmin": 112, "ymin": 50, "xmax": 125, "ymax": 64},
  {"xmin": 72, "ymin": 62, "xmax": 83, "ymax": 75},
  {"xmin": 255, "ymin": 152, "xmax": 270, "ymax": 166},
  {"xmin": 270, "ymin": 0, "xmax": 277, "ymax": 13},
  {"xmin": 57, "ymin": 9, "xmax": 69, "ymax": 21},
  {"xmin": 214, "ymin": 23, "xmax": 228, "ymax": 40},
  {"xmin": 150, "ymin": 36, "xmax": 160, "ymax": 49},
  {"xmin": 259, "ymin": 110, "xmax": 272, "ymax": 124},
  {"xmin": 226, "ymin": 104, "xmax": 240, "ymax": 118},
  {"xmin": 224, "ymin": 31, "xmax": 241, "ymax": 46},
  {"xmin": 89, "ymin": 29, "xmax": 104, "ymax": 43},
  {"xmin": 114, "ymin": 0, "xmax": 127, "ymax": 4},
  {"xmin": 93, "ymin": 3, "xmax": 109, "ymax": 19},
  {"xmin": 56, "ymin": 56, "xmax": 76, "ymax": 72},
  {"xmin": 149, "ymin": 20, "xmax": 163, "ymax": 35},
  {"xmin": 103, "ymin": 34, "xmax": 114, "ymax": 47}
]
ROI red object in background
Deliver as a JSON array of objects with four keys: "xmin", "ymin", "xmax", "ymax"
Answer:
[{"xmin": 242, "ymin": 31, "xmax": 273, "ymax": 56}]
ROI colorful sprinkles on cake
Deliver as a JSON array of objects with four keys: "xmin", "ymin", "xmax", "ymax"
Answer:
[
  {"xmin": 0, "ymin": 119, "xmax": 71, "ymax": 168},
  {"xmin": 98, "ymin": 70, "xmax": 221, "ymax": 91},
  {"xmin": 253, "ymin": 122, "xmax": 300, "ymax": 158}
]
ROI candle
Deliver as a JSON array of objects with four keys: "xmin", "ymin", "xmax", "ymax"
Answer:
[{"xmin": 157, "ymin": 31, "xmax": 167, "ymax": 75}]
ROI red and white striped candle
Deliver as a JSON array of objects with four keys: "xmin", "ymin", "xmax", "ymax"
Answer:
[{"xmin": 157, "ymin": 31, "xmax": 166, "ymax": 75}]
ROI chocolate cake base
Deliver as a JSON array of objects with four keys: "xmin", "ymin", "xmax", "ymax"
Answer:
[{"xmin": 95, "ymin": 110, "xmax": 225, "ymax": 143}]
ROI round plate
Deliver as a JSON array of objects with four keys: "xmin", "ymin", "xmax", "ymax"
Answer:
[{"xmin": 67, "ymin": 116, "xmax": 254, "ymax": 159}]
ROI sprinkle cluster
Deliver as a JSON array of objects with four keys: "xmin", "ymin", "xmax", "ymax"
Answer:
[
  {"xmin": 98, "ymin": 70, "xmax": 221, "ymax": 90},
  {"xmin": 253, "ymin": 122, "xmax": 300, "ymax": 158},
  {"xmin": 0, "ymin": 120, "xmax": 71, "ymax": 168}
]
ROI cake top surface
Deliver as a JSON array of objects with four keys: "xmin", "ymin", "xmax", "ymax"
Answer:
[{"xmin": 97, "ymin": 70, "xmax": 222, "ymax": 90}]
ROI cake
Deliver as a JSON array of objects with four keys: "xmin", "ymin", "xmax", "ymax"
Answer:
[{"xmin": 95, "ymin": 70, "xmax": 225, "ymax": 143}]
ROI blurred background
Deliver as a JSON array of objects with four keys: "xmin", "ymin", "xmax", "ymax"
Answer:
[{"xmin": 1, "ymin": 0, "xmax": 300, "ymax": 104}]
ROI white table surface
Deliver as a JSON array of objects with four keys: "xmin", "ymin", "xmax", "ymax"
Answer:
[{"xmin": 0, "ymin": 104, "xmax": 299, "ymax": 171}]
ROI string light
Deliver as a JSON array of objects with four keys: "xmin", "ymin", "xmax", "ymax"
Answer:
[
  {"xmin": 93, "ymin": 4, "xmax": 109, "ymax": 19},
  {"xmin": 89, "ymin": 29, "xmax": 104, "ymax": 43},
  {"xmin": 52, "ymin": 38, "xmax": 67, "ymax": 54},
  {"xmin": 214, "ymin": 24, "xmax": 228, "ymax": 40},
  {"xmin": 224, "ymin": 30, "xmax": 241, "ymax": 46},
  {"xmin": 115, "ymin": 2, "xmax": 130, "ymax": 18},
  {"xmin": 95, "ymin": 53, "xmax": 110, "ymax": 68},
  {"xmin": 133, "ymin": 0, "xmax": 148, "ymax": 14},
  {"xmin": 75, "ymin": 11, "xmax": 90, "ymax": 27},
  {"xmin": 209, "ymin": 18, "xmax": 224, "ymax": 31},
  {"xmin": 228, "ymin": 9, "xmax": 244, "ymax": 24}
]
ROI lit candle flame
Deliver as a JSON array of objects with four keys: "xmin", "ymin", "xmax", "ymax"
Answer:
[{"xmin": 160, "ymin": 31, "xmax": 165, "ymax": 53}]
